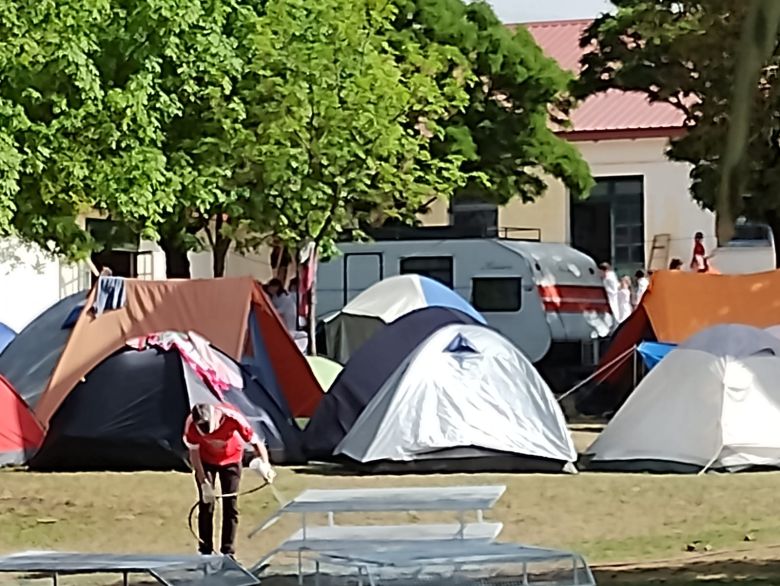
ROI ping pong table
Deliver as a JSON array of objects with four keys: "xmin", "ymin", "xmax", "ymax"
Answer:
[
  {"xmin": 248, "ymin": 485, "xmax": 506, "ymax": 580},
  {"xmin": 0, "ymin": 551, "xmax": 260, "ymax": 586},
  {"xmin": 311, "ymin": 541, "xmax": 596, "ymax": 586}
]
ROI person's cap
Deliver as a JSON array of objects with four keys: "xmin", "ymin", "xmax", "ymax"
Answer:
[{"xmin": 192, "ymin": 403, "xmax": 219, "ymax": 434}]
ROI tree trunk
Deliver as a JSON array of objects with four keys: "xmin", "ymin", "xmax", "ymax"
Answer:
[
  {"xmin": 159, "ymin": 236, "xmax": 191, "ymax": 278},
  {"xmin": 212, "ymin": 234, "xmax": 231, "ymax": 277}
]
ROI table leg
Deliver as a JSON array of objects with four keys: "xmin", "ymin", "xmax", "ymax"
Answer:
[
  {"xmin": 123, "ymin": 570, "xmax": 129, "ymax": 586},
  {"xmin": 52, "ymin": 573, "xmax": 58, "ymax": 586},
  {"xmin": 477, "ymin": 509, "xmax": 483, "ymax": 523},
  {"xmin": 457, "ymin": 510, "xmax": 465, "ymax": 538},
  {"xmin": 298, "ymin": 549, "xmax": 304, "ymax": 586},
  {"xmin": 315, "ymin": 559, "xmax": 320, "ymax": 586},
  {"xmin": 327, "ymin": 512, "xmax": 334, "ymax": 526},
  {"xmin": 522, "ymin": 562, "xmax": 528, "ymax": 586}
]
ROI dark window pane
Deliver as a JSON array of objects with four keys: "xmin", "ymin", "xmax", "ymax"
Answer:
[
  {"xmin": 630, "ymin": 245, "xmax": 645, "ymax": 263},
  {"xmin": 452, "ymin": 208, "xmax": 497, "ymax": 230},
  {"xmin": 471, "ymin": 278, "xmax": 522, "ymax": 312},
  {"xmin": 614, "ymin": 246, "xmax": 631, "ymax": 263},
  {"xmin": 614, "ymin": 226, "xmax": 631, "ymax": 245},
  {"xmin": 590, "ymin": 181, "xmax": 610, "ymax": 199},
  {"xmin": 614, "ymin": 179, "xmax": 643, "ymax": 196},
  {"xmin": 399, "ymin": 256, "xmax": 454, "ymax": 288}
]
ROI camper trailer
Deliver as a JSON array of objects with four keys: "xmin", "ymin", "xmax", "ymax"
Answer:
[
  {"xmin": 709, "ymin": 220, "xmax": 776, "ymax": 274},
  {"xmin": 316, "ymin": 227, "xmax": 614, "ymax": 390}
]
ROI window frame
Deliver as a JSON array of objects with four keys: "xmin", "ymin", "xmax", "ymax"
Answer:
[{"xmin": 399, "ymin": 256, "xmax": 454, "ymax": 289}]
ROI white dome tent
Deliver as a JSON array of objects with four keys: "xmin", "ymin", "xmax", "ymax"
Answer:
[
  {"xmin": 586, "ymin": 324, "xmax": 780, "ymax": 473},
  {"xmin": 334, "ymin": 323, "xmax": 577, "ymax": 473}
]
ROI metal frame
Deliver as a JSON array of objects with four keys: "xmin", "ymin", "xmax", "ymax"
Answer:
[
  {"xmin": 0, "ymin": 552, "xmax": 259, "ymax": 586},
  {"xmin": 310, "ymin": 542, "xmax": 596, "ymax": 586},
  {"xmin": 343, "ymin": 252, "xmax": 385, "ymax": 305},
  {"xmin": 247, "ymin": 486, "xmax": 506, "ymax": 582}
]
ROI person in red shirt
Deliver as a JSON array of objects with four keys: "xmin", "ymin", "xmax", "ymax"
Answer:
[
  {"xmin": 183, "ymin": 402, "xmax": 275, "ymax": 556},
  {"xmin": 690, "ymin": 231, "xmax": 709, "ymax": 272}
]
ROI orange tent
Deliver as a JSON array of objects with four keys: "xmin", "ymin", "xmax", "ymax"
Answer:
[
  {"xmin": 35, "ymin": 277, "xmax": 322, "ymax": 427},
  {"xmin": 599, "ymin": 269, "xmax": 780, "ymax": 378}
]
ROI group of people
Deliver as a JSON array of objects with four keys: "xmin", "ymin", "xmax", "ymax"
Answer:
[
  {"xmin": 599, "ymin": 264, "xmax": 650, "ymax": 323},
  {"xmin": 600, "ymin": 232, "xmax": 713, "ymax": 324}
]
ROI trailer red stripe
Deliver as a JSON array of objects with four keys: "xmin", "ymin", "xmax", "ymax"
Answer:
[{"xmin": 538, "ymin": 285, "xmax": 611, "ymax": 313}]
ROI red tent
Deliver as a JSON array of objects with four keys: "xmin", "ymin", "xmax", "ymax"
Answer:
[{"xmin": 0, "ymin": 375, "xmax": 43, "ymax": 466}]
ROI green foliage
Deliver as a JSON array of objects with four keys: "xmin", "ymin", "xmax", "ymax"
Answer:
[
  {"xmin": 577, "ymin": 0, "xmax": 780, "ymax": 238},
  {"xmin": 241, "ymin": 0, "xmax": 473, "ymax": 255},
  {"xmin": 397, "ymin": 0, "xmax": 593, "ymax": 204},
  {"xmin": 0, "ymin": 0, "xmax": 593, "ymax": 267}
]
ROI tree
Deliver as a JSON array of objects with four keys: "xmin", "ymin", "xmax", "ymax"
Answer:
[
  {"xmin": 0, "ymin": 0, "xmax": 279, "ymax": 276},
  {"xmin": 396, "ymin": 0, "xmax": 594, "ymax": 208},
  {"xmin": 576, "ymin": 1, "xmax": 780, "ymax": 255}
]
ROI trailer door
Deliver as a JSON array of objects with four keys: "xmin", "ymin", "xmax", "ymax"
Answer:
[{"xmin": 343, "ymin": 252, "xmax": 383, "ymax": 304}]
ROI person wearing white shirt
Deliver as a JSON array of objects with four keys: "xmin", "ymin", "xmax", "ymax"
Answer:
[
  {"xmin": 634, "ymin": 270, "xmax": 650, "ymax": 307},
  {"xmin": 616, "ymin": 276, "xmax": 634, "ymax": 323},
  {"xmin": 599, "ymin": 262, "xmax": 620, "ymax": 320}
]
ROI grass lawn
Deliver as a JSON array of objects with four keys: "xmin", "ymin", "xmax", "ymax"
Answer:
[{"xmin": 2, "ymin": 430, "xmax": 780, "ymax": 585}]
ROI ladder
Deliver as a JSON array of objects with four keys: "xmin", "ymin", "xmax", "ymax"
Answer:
[{"xmin": 648, "ymin": 233, "xmax": 671, "ymax": 272}]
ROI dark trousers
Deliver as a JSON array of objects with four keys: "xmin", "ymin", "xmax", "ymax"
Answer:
[{"xmin": 197, "ymin": 462, "xmax": 241, "ymax": 555}]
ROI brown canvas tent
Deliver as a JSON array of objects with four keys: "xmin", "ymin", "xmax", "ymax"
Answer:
[{"xmin": 35, "ymin": 277, "xmax": 323, "ymax": 427}]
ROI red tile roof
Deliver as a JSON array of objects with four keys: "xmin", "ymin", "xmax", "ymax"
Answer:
[{"xmin": 523, "ymin": 19, "xmax": 686, "ymax": 139}]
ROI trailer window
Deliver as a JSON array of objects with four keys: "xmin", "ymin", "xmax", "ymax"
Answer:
[
  {"xmin": 471, "ymin": 277, "xmax": 522, "ymax": 312},
  {"xmin": 399, "ymin": 256, "xmax": 453, "ymax": 288}
]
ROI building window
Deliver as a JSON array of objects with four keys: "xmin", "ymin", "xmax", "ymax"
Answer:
[
  {"xmin": 399, "ymin": 256, "xmax": 454, "ymax": 288},
  {"xmin": 570, "ymin": 177, "xmax": 644, "ymax": 272},
  {"xmin": 450, "ymin": 195, "xmax": 498, "ymax": 234},
  {"xmin": 471, "ymin": 277, "xmax": 522, "ymax": 312}
]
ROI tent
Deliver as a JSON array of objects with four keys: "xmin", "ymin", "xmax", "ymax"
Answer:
[
  {"xmin": 304, "ymin": 307, "xmax": 482, "ymax": 460},
  {"xmin": 28, "ymin": 335, "xmax": 305, "ymax": 471},
  {"xmin": 636, "ymin": 342, "xmax": 675, "ymax": 370},
  {"xmin": 0, "ymin": 376, "xmax": 43, "ymax": 466},
  {"xmin": 305, "ymin": 356, "xmax": 342, "ymax": 392},
  {"xmin": 334, "ymin": 323, "xmax": 577, "ymax": 472},
  {"xmin": 588, "ymin": 270, "xmax": 780, "ymax": 412},
  {"xmin": 586, "ymin": 324, "xmax": 780, "ymax": 473},
  {"xmin": 322, "ymin": 275, "xmax": 486, "ymax": 363},
  {"xmin": 0, "ymin": 323, "xmax": 15, "ymax": 354},
  {"xmin": 0, "ymin": 291, "xmax": 86, "ymax": 409},
  {"xmin": 34, "ymin": 277, "xmax": 323, "ymax": 430}
]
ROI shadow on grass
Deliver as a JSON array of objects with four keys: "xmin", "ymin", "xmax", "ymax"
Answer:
[{"xmin": 593, "ymin": 558, "xmax": 780, "ymax": 585}]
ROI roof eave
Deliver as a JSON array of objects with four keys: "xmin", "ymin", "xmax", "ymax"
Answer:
[{"xmin": 556, "ymin": 126, "xmax": 687, "ymax": 142}]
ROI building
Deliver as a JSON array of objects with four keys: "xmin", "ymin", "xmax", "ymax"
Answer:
[{"xmin": 423, "ymin": 19, "xmax": 715, "ymax": 275}]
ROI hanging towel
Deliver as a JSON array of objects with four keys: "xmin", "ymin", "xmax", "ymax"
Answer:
[
  {"xmin": 94, "ymin": 276, "xmax": 127, "ymax": 315},
  {"xmin": 126, "ymin": 331, "xmax": 244, "ymax": 396}
]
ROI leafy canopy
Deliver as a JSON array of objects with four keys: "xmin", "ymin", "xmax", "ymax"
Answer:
[
  {"xmin": 397, "ymin": 0, "xmax": 593, "ymax": 205},
  {"xmin": 0, "ymin": 0, "xmax": 593, "ymax": 266}
]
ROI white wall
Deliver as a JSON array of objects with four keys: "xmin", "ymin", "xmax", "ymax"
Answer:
[
  {"xmin": 577, "ymin": 137, "xmax": 716, "ymax": 267},
  {"xmin": 500, "ymin": 137, "xmax": 716, "ymax": 270},
  {"xmin": 0, "ymin": 239, "xmax": 70, "ymax": 332},
  {"xmin": 189, "ymin": 245, "xmax": 275, "ymax": 282}
]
